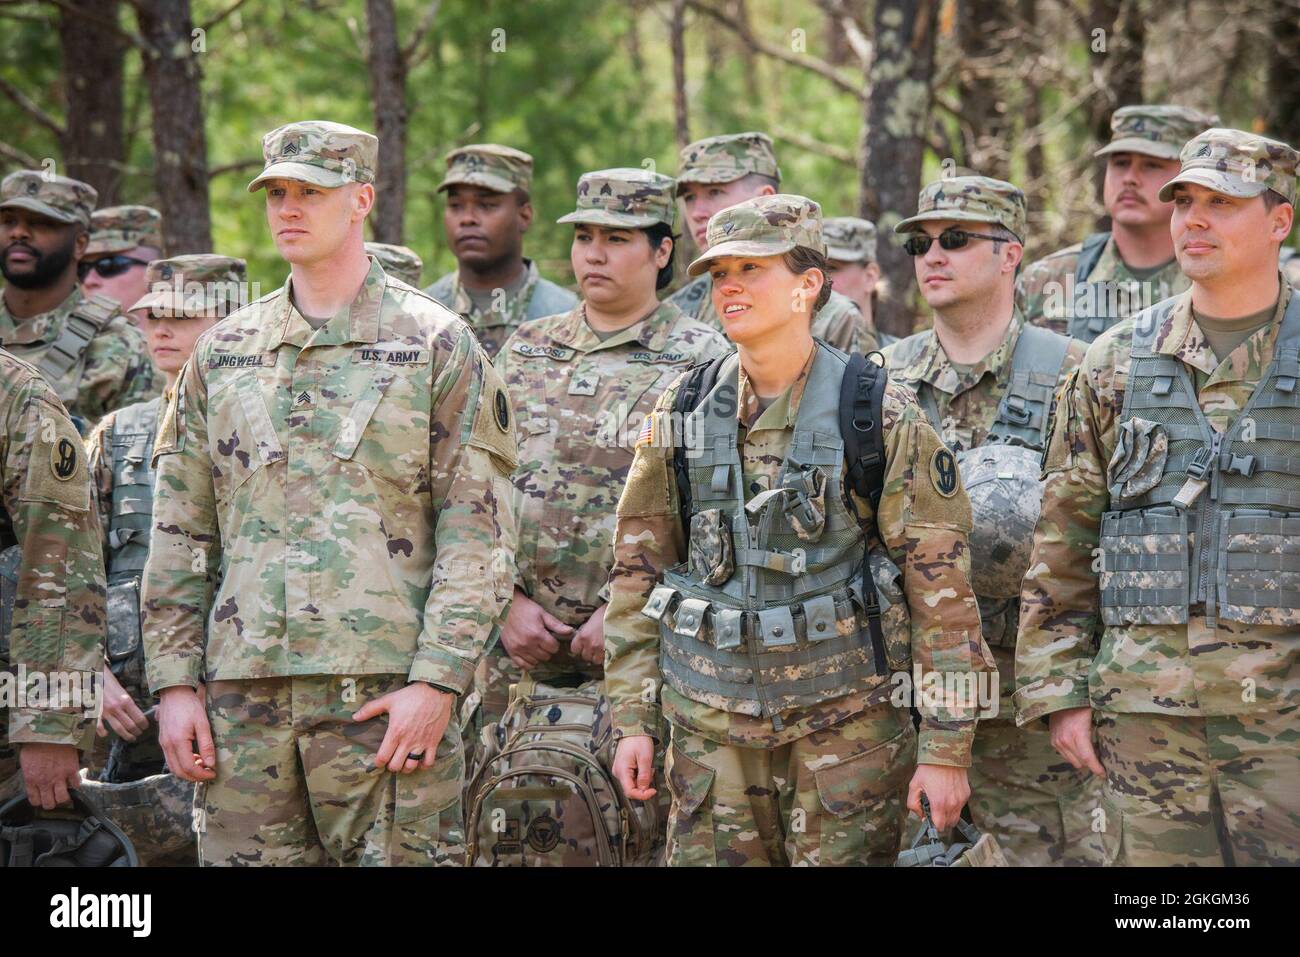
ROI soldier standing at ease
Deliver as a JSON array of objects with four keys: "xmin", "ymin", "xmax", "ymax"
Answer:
[
  {"xmin": 1017, "ymin": 105, "xmax": 1218, "ymax": 343},
  {"xmin": 141, "ymin": 121, "xmax": 518, "ymax": 866},
  {"xmin": 884, "ymin": 176, "xmax": 1100, "ymax": 865},
  {"xmin": 607, "ymin": 194, "xmax": 993, "ymax": 866},
  {"xmin": 1017, "ymin": 129, "xmax": 1300, "ymax": 865},
  {"xmin": 426, "ymin": 145, "xmax": 577, "ymax": 359},
  {"xmin": 0, "ymin": 172, "xmax": 158, "ymax": 430},
  {"xmin": 0, "ymin": 348, "xmax": 104, "ymax": 808},
  {"xmin": 365, "ymin": 242, "xmax": 424, "ymax": 287},
  {"xmin": 669, "ymin": 132, "xmax": 879, "ymax": 354},
  {"xmin": 80, "ymin": 205, "xmax": 165, "ymax": 329},
  {"xmin": 477, "ymin": 169, "xmax": 726, "ymax": 730}
]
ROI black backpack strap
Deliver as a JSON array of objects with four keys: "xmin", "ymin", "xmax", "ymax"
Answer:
[
  {"xmin": 839, "ymin": 351, "xmax": 889, "ymax": 674},
  {"xmin": 672, "ymin": 355, "xmax": 727, "ymax": 534},
  {"xmin": 1074, "ymin": 231, "xmax": 1111, "ymax": 285}
]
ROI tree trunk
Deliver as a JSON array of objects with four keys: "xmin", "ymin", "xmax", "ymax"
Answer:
[
  {"xmin": 670, "ymin": 0, "xmax": 690, "ymax": 150},
  {"xmin": 1020, "ymin": 0, "xmax": 1044, "ymax": 187},
  {"xmin": 860, "ymin": 0, "xmax": 937, "ymax": 338},
  {"xmin": 1265, "ymin": 0, "xmax": 1300, "ymax": 149},
  {"xmin": 365, "ymin": 0, "xmax": 408, "ymax": 243},
  {"xmin": 957, "ymin": 0, "xmax": 1010, "ymax": 178},
  {"xmin": 1086, "ymin": 0, "xmax": 1144, "ymax": 147},
  {"xmin": 58, "ymin": 0, "xmax": 126, "ymax": 203},
  {"xmin": 135, "ymin": 0, "xmax": 211, "ymax": 253}
]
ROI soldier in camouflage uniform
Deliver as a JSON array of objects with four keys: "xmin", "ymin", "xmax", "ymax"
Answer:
[
  {"xmin": 141, "ymin": 121, "xmax": 519, "ymax": 866},
  {"xmin": 80, "ymin": 205, "xmax": 164, "ymax": 329},
  {"xmin": 1017, "ymin": 105, "xmax": 1218, "ymax": 343},
  {"xmin": 82, "ymin": 254, "xmax": 246, "ymax": 865},
  {"xmin": 0, "ymin": 172, "xmax": 158, "ymax": 430},
  {"xmin": 884, "ymin": 176, "xmax": 1101, "ymax": 865},
  {"xmin": 607, "ymin": 194, "xmax": 994, "ymax": 866},
  {"xmin": 365, "ymin": 242, "xmax": 423, "ymax": 287},
  {"xmin": 477, "ymin": 169, "xmax": 727, "ymax": 731},
  {"xmin": 0, "ymin": 347, "xmax": 105, "ymax": 809},
  {"xmin": 425, "ymin": 144, "xmax": 577, "ymax": 359},
  {"xmin": 1017, "ymin": 129, "xmax": 1300, "ymax": 866},
  {"xmin": 824, "ymin": 216, "xmax": 892, "ymax": 347}
]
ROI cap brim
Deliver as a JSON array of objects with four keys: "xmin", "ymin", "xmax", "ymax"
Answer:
[
  {"xmin": 247, "ymin": 162, "xmax": 350, "ymax": 192},
  {"xmin": 0, "ymin": 198, "xmax": 81, "ymax": 225},
  {"xmin": 825, "ymin": 245, "xmax": 869, "ymax": 262},
  {"xmin": 893, "ymin": 210, "xmax": 1007, "ymax": 234},
  {"xmin": 556, "ymin": 210, "xmax": 665, "ymax": 228},
  {"xmin": 436, "ymin": 172, "xmax": 518, "ymax": 194},
  {"xmin": 1158, "ymin": 169, "xmax": 1269, "ymax": 203},
  {"xmin": 1094, "ymin": 138, "xmax": 1183, "ymax": 160},
  {"xmin": 674, "ymin": 170, "xmax": 749, "ymax": 194},
  {"xmin": 687, "ymin": 239, "xmax": 796, "ymax": 277},
  {"xmin": 84, "ymin": 238, "xmax": 139, "ymax": 257}
]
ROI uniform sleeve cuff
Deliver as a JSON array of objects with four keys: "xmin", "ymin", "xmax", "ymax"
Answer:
[
  {"xmin": 1012, "ymin": 678, "xmax": 1091, "ymax": 726},
  {"xmin": 409, "ymin": 648, "xmax": 477, "ymax": 697},
  {"xmin": 916, "ymin": 727, "xmax": 975, "ymax": 768},
  {"xmin": 612, "ymin": 701, "xmax": 662, "ymax": 743},
  {"xmin": 9, "ymin": 709, "xmax": 90, "ymax": 749},
  {"xmin": 146, "ymin": 654, "xmax": 203, "ymax": 695}
]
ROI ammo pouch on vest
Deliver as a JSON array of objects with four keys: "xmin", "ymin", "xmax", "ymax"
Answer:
[
  {"xmin": 1099, "ymin": 293, "xmax": 1300, "ymax": 629},
  {"xmin": 105, "ymin": 578, "xmax": 144, "ymax": 693},
  {"xmin": 0, "ymin": 789, "xmax": 138, "ymax": 867}
]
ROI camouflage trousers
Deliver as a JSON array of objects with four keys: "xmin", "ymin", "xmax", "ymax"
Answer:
[
  {"xmin": 197, "ymin": 674, "xmax": 465, "ymax": 866},
  {"xmin": 472, "ymin": 647, "xmax": 602, "ymax": 733},
  {"xmin": 967, "ymin": 717, "xmax": 1105, "ymax": 866},
  {"xmin": 1095, "ymin": 707, "xmax": 1300, "ymax": 866},
  {"xmin": 665, "ymin": 700, "xmax": 915, "ymax": 866}
]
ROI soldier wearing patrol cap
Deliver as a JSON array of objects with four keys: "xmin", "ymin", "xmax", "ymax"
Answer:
[
  {"xmin": 606, "ymin": 193, "xmax": 994, "ymax": 866},
  {"xmin": 669, "ymin": 132, "xmax": 879, "ymax": 355},
  {"xmin": 1018, "ymin": 105, "xmax": 1220, "ymax": 343},
  {"xmin": 0, "ymin": 172, "xmax": 158, "ymax": 430},
  {"xmin": 1018, "ymin": 129, "xmax": 1300, "ymax": 865},
  {"xmin": 477, "ymin": 169, "xmax": 726, "ymax": 737},
  {"xmin": 823, "ymin": 216, "xmax": 891, "ymax": 346},
  {"xmin": 426, "ymin": 144, "xmax": 577, "ymax": 359},
  {"xmin": 141, "ymin": 120, "xmax": 519, "ymax": 866},
  {"xmin": 884, "ymin": 176, "xmax": 1100, "ymax": 865},
  {"xmin": 365, "ymin": 242, "xmax": 423, "ymax": 287},
  {"xmin": 80, "ymin": 205, "xmax": 165, "ymax": 329}
]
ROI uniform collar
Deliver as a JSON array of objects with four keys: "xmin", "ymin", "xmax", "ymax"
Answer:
[
  {"xmin": 739, "ymin": 342, "xmax": 816, "ymax": 432},
  {"xmin": 0, "ymin": 285, "xmax": 80, "ymax": 347},
  {"xmin": 269, "ymin": 256, "xmax": 387, "ymax": 350},
  {"xmin": 548, "ymin": 299, "xmax": 680, "ymax": 354},
  {"xmin": 1162, "ymin": 278, "xmax": 1293, "ymax": 381},
  {"xmin": 450, "ymin": 258, "xmax": 538, "ymax": 317},
  {"xmin": 909, "ymin": 309, "xmax": 1024, "ymax": 397}
]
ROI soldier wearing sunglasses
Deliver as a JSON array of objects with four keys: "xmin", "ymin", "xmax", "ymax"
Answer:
[{"xmin": 80, "ymin": 206, "xmax": 165, "ymax": 330}]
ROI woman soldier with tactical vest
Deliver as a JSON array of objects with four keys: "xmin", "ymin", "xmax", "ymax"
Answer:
[{"xmin": 603, "ymin": 194, "xmax": 995, "ymax": 866}]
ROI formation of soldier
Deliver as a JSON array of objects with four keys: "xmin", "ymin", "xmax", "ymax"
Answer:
[{"xmin": 0, "ymin": 99, "xmax": 1298, "ymax": 868}]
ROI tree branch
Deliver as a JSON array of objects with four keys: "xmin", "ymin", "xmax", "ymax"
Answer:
[
  {"xmin": 0, "ymin": 75, "xmax": 64, "ymax": 138},
  {"xmin": 771, "ymin": 125, "xmax": 856, "ymax": 165},
  {"xmin": 208, "ymin": 157, "xmax": 263, "ymax": 178},
  {"xmin": 401, "ymin": 0, "xmax": 442, "ymax": 65},
  {"xmin": 41, "ymin": 0, "xmax": 149, "ymax": 49},
  {"xmin": 0, "ymin": 139, "xmax": 38, "ymax": 168},
  {"xmin": 200, "ymin": 0, "xmax": 249, "ymax": 33}
]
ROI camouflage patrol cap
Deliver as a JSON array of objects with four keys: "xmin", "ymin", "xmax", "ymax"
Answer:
[
  {"xmin": 437, "ymin": 144, "xmax": 533, "ymax": 195},
  {"xmin": 823, "ymin": 216, "xmax": 877, "ymax": 263},
  {"xmin": 85, "ymin": 205, "xmax": 164, "ymax": 257},
  {"xmin": 247, "ymin": 120, "xmax": 378, "ymax": 192},
  {"xmin": 0, "ymin": 170, "xmax": 97, "ymax": 228},
  {"xmin": 1094, "ymin": 105, "xmax": 1221, "ymax": 161},
  {"xmin": 1158, "ymin": 128, "xmax": 1299, "ymax": 205},
  {"xmin": 895, "ymin": 175, "xmax": 1027, "ymax": 242},
  {"xmin": 676, "ymin": 132, "xmax": 782, "ymax": 193},
  {"xmin": 687, "ymin": 194, "xmax": 823, "ymax": 277},
  {"xmin": 365, "ymin": 242, "xmax": 424, "ymax": 286},
  {"xmin": 557, "ymin": 168, "xmax": 676, "ymax": 229},
  {"xmin": 130, "ymin": 254, "xmax": 248, "ymax": 317}
]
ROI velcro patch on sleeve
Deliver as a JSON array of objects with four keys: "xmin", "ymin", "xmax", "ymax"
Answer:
[
  {"xmin": 467, "ymin": 355, "xmax": 519, "ymax": 473},
  {"xmin": 21, "ymin": 397, "xmax": 90, "ymax": 511}
]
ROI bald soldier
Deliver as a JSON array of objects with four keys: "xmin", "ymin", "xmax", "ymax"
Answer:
[
  {"xmin": 141, "ymin": 121, "xmax": 518, "ymax": 866},
  {"xmin": 426, "ymin": 144, "xmax": 577, "ymax": 358},
  {"xmin": 1018, "ymin": 105, "xmax": 1219, "ymax": 343},
  {"xmin": 80, "ymin": 205, "xmax": 165, "ymax": 329},
  {"xmin": 365, "ymin": 242, "xmax": 424, "ymax": 287},
  {"xmin": 0, "ymin": 347, "xmax": 105, "ymax": 810},
  {"xmin": 0, "ymin": 172, "xmax": 158, "ymax": 429},
  {"xmin": 477, "ymin": 169, "xmax": 726, "ymax": 730},
  {"xmin": 884, "ymin": 176, "xmax": 1100, "ymax": 865},
  {"xmin": 1017, "ymin": 129, "xmax": 1300, "ymax": 865},
  {"xmin": 669, "ymin": 132, "xmax": 879, "ymax": 355}
]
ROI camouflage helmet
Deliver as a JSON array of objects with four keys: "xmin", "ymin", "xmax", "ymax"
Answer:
[
  {"xmin": 957, "ymin": 442, "xmax": 1044, "ymax": 599},
  {"xmin": 365, "ymin": 242, "xmax": 423, "ymax": 286},
  {"xmin": 0, "ymin": 789, "xmax": 138, "ymax": 866},
  {"xmin": 76, "ymin": 773, "xmax": 194, "ymax": 867}
]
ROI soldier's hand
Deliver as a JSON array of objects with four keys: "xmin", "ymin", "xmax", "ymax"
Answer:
[
  {"xmin": 98, "ymin": 665, "xmax": 149, "ymax": 741},
  {"xmin": 570, "ymin": 604, "xmax": 606, "ymax": 665},
  {"xmin": 157, "ymin": 686, "xmax": 218, "ymax": 782},
  {"xmin": 1049, "ymin": 707, "xmax": 1104, "ymax": 776},
  {"xmin": 907, "ymin": 764, "xmax": 970, "ymax": 831},
  {"xmin": 613, "ymin": 735, "xmax": 657, "ymax": 802},
  {"xmin": 19, "ymin": 743, "xmax": 82, "ymax": 810},
  {"xmin": 500, "ymin": 589, "xmax": 572, "ymax": 669},
  {"xmin": 355, "ymin": 681, "xmax": 453, "ymax": 775}
]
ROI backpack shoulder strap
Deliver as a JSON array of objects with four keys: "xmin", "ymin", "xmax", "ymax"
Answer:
[
  {"xmin": 672, "ymin": 354, "xmax": 728, "ymax": 533},
  {"xmin": 38, "ymin": 295, "xmax": 117, "ymax": 387},
  {"xmin": 1074, "ymin": 231, "xmax": 1111, "ymax": 285},
  {"xmin": 839, "ymin": 351, "xmax": 889, "ymax": 513}
]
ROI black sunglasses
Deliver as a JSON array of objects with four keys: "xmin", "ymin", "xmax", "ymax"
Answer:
[
  {"xmin": 78, "ymin": 255, "xmax": 150, "ymax": 280},
  {"xmin": 902, "ymin": 228, "xmax": 1008, "ymax": 257}
]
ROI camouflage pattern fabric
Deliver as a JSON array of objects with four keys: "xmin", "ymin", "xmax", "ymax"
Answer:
[
  {"xmin": 247, "ymin": 120, "xmax": 378, "ymax": 192},
  {"xmin": 1093, "ymin": 104, "xmax": 1221, "ymax": 160},
  {"xmin": 675, "ymin": 131, "xmax": 781, "ymax": 189},
  {"xmin": 1017, "ymin": 234, "xmax": 1189, "ymax": 336},
  {"xmin": 665, "ymin": 700, "xmax": 914, "ymax": 866},
  {"xmin": 0, "ymin": 170, "xmax": 97, "ymax": 227},
  {"xmin": 823, "ymin": 216, "xmax": 877, "ymax": 263},
  {"xmin": 77, "ymin": 769, "xmax": 196, "ymax": 866},
  {"xmin": 130, "ymin": 254, "xmax": 248, "ymax": 316},
  {"xmin": 605, "ymin": 347, "xmax": 992, "ymax": 762},
  {"xmin": 1095, "ymin": 709, "xmax": 1300, "ymax": 865},
  {"xmin": 895, "ymin": 175, "xmax": 1027, "ymax": 241},
  {"xmin": 364, "ymin": 243, "xmax": 423, "ymax": 287},
  {"xmin": 0, "ymin": 288, "xmax": 159, "ymax": 428},
  {"xmin": 687, "ymin": 193, "xmax": 825, "ymax": 276},
  {"xmin": 196, "ymin": 674, "xmax": 465, "ymax": 866},
  {"xmin": 475, "ymin": 301, "xmax": 727, "ymax": 727},
  {"xmin": 1158, "ymin": 127, "xmax": 1299, "ymax": 205},
  {"xmin": 85, "ymin": 205, "xmax": 164, "ymax": 257},
  {"xmin": 0, "ymin": 348, "xmax": 105, "ymax": 792},
  {"xmin": 425, "ymin": 259, "xmax": 578, "ymax": 361},
  {"xmin": 558, "ymin": 168, "xmax": 677, "ymax": 229},
  {"xmin": 437, "ymin": 143, "xmax": 534, "ymax": 195}
]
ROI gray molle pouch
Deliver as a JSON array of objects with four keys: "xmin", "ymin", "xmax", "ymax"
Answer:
[
  {"xmin": 784, "ymin": 465, "xmax": 827, "ymax": 543},
  {"xmin": 689, "ymin": 508, "xmax": 735, "ymax": 586},
  {"xmin": 105, "ymin": 579, "xmax": 142, "ymax": 662},
  {"xmin": 1107, "ymin": 418, "xmax": 1168, "ymax": 499},
  {"xmin": 867, "ymin": 547, "xmax": 912, "ymax": 673}
]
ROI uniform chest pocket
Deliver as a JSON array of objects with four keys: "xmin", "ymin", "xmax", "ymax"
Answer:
[
  {"xmin": 208, "ymin": 373, "xmax": 285, "ymax": 500},
  {"xmin": 332, "ymin": 371, "xmax": 427, "ymax": 494},
  {"xmin": 551, "ymin": 363, "xmax": 666, "ymax": 452}
]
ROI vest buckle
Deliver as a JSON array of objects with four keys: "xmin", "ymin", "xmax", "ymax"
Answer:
[{"xmin": 1223, "ymin": 453, "xmax": 1257, "ymax": 477}]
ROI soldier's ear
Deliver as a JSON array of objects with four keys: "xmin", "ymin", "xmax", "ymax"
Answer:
[
  {"xmin": 353, "ymin": 183, "xmax": 376, "ymax": 221},
  {"xmin": 1269, "ymin": 200, "xmax": 1293, "ymax": 245},
  {"xmin": 73, "ymin": 225, "xmax": 88, "ymax": 259},
  {"xmin": 516, "ymin": 192, "xmax": 533, "ymax": 233},
  {"xmin": 1002, "ymin": 240, "xmax": 1024, "ymax": 274}
]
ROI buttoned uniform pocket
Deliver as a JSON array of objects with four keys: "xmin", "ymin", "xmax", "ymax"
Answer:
[
  {"xmin": 665, "ymin": 745, "xmax": 717, "ymax": 867},
  {"xmin": 207, "ymin": 372, "xmax": 284, "ymax": 505},
  {"xmin": 334, "ymin": 371, "xmax": 427, "ymax": 495}
]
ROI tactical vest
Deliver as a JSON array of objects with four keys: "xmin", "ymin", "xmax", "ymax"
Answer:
[
  {"xmin": 1065, "ymin": 232, "xmax": 1117, "ymax": 344},
  {"xmin": 642, "ymin": 344, "xmax": 885, "ymax": 724},
  {"xmin": 104, "ymin": 399, "xmax": 159, "ymax": 697},
  {"xmin": 1099, "ymin": 293, "xmax": 1300, "ymax": 629},
  {"xmin": 30, "ymin": 296, "xmax": 117, "ymax": 410}
]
